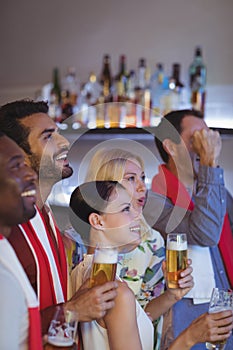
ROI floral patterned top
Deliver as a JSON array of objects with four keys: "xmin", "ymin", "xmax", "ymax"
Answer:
[{"xmin": 117, "ymin": 216, "xmax": 165, "ymax": 306}]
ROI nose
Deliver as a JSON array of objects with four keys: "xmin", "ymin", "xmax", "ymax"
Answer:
[
  {"xmin": 136, "ymin": 178, "xmax": 146, "ymax": 193},
  {"xmin": 56, "ymin": 133, "xmax": 70, "ymax": 148},
  {"xmin": 131, "ymin": 205, "xmax": 141, "ymax": 220}
]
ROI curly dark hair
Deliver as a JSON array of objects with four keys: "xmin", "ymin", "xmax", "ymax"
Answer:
[
  {"xmin": 0, "ymin": 99, "xmax": 48, "ymax": 155},
  {"xmin": 154, "ymin": 109, "xmax": 203, "ymax": 163}
]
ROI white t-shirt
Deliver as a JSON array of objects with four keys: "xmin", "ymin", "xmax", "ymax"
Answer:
[{"xmin": 0, "ymin": 263, "xmax": 28, "ymax": 350}]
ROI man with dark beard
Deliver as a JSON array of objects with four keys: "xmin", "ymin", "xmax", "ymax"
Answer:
[{"xmin": 0, "ymin": 100, "xmax": 118, "ymax": 336}]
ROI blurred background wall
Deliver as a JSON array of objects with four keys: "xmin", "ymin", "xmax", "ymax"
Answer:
[
  {"xmin": 1, "ymin": 0, "xmax": 233, "ymax": 103},
  {"xmin": 1, "ymin": 0, "xmax": 232, "ymax": 199}
]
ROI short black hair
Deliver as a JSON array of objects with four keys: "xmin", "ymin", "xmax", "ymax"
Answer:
[
  {"xmin": 69, "ymin": 180, "xmax": 122, "ymax": 226},
  {"xmin": 69, "ymin": 181, "xmax": 124, "ymax": 244},
  {"xmin": 154, "ymin": 109, "xmax": 203, "ymax": 163},
  {"xmin": 0, "ymin": 99, "xmax": 48, "ymax": 155}
]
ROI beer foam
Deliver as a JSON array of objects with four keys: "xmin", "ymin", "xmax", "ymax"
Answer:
[
  {"xmin": 94, "ymin": 249, "xmax": 118, "ymax": 263},
  {"xmin": 167, "ymin": 241, "xmax": 187, "ymax": 251},
  {"xmin": 209, "ymin": 305, "xmax": 232, "ymax": 314},
  {"xmin": 48, "ymin": 336, "xmax": 73, "ymax": 346}
]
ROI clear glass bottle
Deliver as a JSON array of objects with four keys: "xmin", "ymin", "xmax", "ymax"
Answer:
[
  {"xmin": 150, "ymin": 63, "xmax": 164, "ymax": 111},
  {"xmin": 126, "ymin": 70, "xmax": 136, "ymax": 102},
  {"xmin": 137, "ymin": 58, "xmax": 147, "ymax": 90},
  {"xmin": 62, "ymin": 66, "xmax": 80, "ymax": 107}
]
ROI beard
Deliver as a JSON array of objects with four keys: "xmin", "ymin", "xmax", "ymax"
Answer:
[{"xmin": 28, "ymin": 153, "xmax": 73, "ymax": 184}]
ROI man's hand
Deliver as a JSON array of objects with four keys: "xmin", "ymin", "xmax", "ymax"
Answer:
[
  {"xmin": 192, "ymin": 129, "xmax": 222, "ymax": 167},
  {"xmin": 65, "ymin": 280, "xmax": 118, "ymax": 321},
  {"xmin": 187, "ymin": 310, "xmax": 233, "ymax": 345}
]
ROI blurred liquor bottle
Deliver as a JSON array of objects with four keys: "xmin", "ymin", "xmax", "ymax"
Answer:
[
  {"xmin": 84, "ymin": 72, "xmax": 104, "ymax": 128},
  {"xmin": 169, "ymin": 63, "xmax": 184, "ymax": 93},
  {"xmin": 114, "ymin": 55, "xmax": 129, "ymax": 102},
  {"xmin": 99, "ymin": 54, "xmax": 113, "ymax": 102},
  {"xmin": 160, "ymin": 63, "xmax": 184, "ymax": 115},
  {"xmin": 82, "ymin": 72, "xmax": 102, "ymax": 105},
  {"xmin": 150, "ymin": 63, "xmax": 164, "ymax": 115},
  {"xmin": 51, "ymin": 67, "xmax": 62, "ymax": 104},
  {"xmin": 135, "ymin": 58, "xmax": 151, "ymax": 126},
  {"xmin": 62, "ymin": 67, "xmax": 80, "ymax": 107},
  {"xmin": 126, "ymin": 70, "xmax": 137, "ymax": 102},
  {"xmin": 124, "ymin": 69, "xmax": 138, "ymax": 126},
  {"xmin": 189, "ymin": 46, "xmax": 207, "ymax": 115},
  {"xmin": 136, "ymin": 58, "xmax": 151, "ymax": 126},
  {"xmin": 49, "ymin": 67, "xmax": 62, "ymax": 122},
  {"xmin": 137, "ymin": 58, "xmax": 147, "ymax": 90}
]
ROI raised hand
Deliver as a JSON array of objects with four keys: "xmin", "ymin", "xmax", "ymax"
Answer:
[{"xmin": 192, "ymin": 128, "xmax": 222, "ymax": 167}]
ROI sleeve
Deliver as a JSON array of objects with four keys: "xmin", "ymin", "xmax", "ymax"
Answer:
[
  {"xmin": 143, "ymin": 166, "xmax": 226, "ymax": 246},
  {"xmin": 0, "ymin": 268, "xmax": 27, "ymax": 350},
  {"xmin": 70, "ymin": 255, "xmax": 92, "ymax": 295}
]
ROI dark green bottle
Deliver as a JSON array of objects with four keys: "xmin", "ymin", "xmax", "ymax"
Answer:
[
  {"xmin": 51, "ymin": 67, "xmax": 62, "ymax": 105},
  {"xmin": 189, "ymin": 47, "xmax": 207, "ymax": 115}
]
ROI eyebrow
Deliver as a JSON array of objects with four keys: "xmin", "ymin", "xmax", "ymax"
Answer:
[
  {"xmin": 8, "ymin": 154, "xmax": 24, "ymax": 164},
  {"xmin": 124, "ymin": 171, "xmax": 145, "ymax": 176},
  {"xmin": 40, "ymin": 128, "xmax": 57, "ymax": 136},
  {"xmin": 107, "ymin": 201, "xmax": 130, "ymax": 211},
  {"xmin": 116, "ymin": 202, "xmax": 131, "ymax": 210}
]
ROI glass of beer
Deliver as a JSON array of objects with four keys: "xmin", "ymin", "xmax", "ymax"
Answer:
[
  {"xmin": 90, "ymin": 246, "xmax": 118, "ymax": 287},
  {"xmin": 206, "ymin": 288, "xmax": 233, "ymax": 350},
  {"xmin": 46, "ymin": 305, "xmax": 78, "ymax": 349},
  {"xmin": 166, "ymin": 233, "xmax": 187, "ymax": 289}
]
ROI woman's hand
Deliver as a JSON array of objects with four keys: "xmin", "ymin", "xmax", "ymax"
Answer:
[{"xmin": 163, "ymin": 259, "xmax": 194, "ymax": 301}]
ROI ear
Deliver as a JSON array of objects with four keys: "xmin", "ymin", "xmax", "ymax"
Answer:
[
  {"xmin": 89, "ymin": 213, "xmax": 104, "ymax": 230},
  {"xmin": 162, "ymin": 139, "xmax": 177, "ymax": 157}
]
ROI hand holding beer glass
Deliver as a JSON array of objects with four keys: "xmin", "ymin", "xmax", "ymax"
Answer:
[
  {"xmin": 90, "ymin": 246, "xmax": 118, "ymax": 287},
  {"xmin": 166, "ymin": 233, "xmax": 188, "ymax": 289},
  {"xmin": 206, "ymin": 288, "xmax": 233, "ymax": 350}
]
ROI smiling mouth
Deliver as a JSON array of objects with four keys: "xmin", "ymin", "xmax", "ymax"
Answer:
[
  {"xmin": 21, "ymin": 189, "xmax": 37, "ymax": 197},
  {"xmin": 56, "ymin": 153, "xmax": 68, "ymax": 161},
  {"xmin": 130, "ymin": 226, "xmax": 141, "ymax": 233}
]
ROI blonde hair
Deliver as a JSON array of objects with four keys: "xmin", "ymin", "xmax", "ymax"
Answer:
[
  {"xmin": 85, "ymin": 148, "xmax": 144, "ymax": 182},
  {"xmin": 85, "ymin": 148, "xmax": 150, "ymax": 241}
]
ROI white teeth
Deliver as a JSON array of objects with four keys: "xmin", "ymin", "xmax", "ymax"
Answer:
[
  {"xmin": 130, "ymin": 226, "xmax": 140, "ymax": 232},
  {"xmin": 56, "ymin": 154, "xmax": 67, "ymax": 161},
  {"xmin": 21, "ymin": 189, "xmax": 36, "ymax": 197}
]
